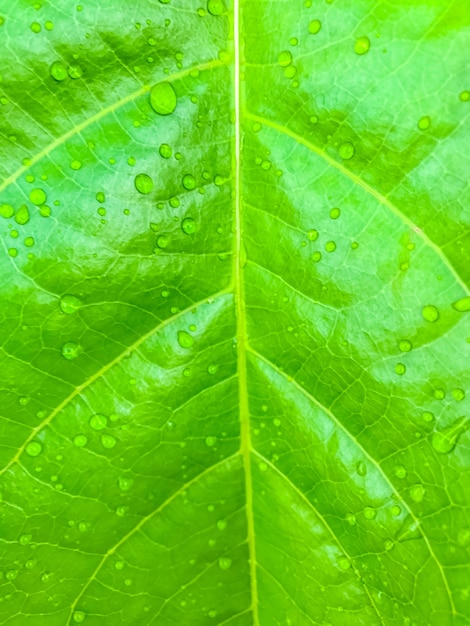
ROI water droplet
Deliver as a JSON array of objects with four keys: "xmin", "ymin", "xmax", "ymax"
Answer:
[
  {"xmin": 452, "ymin": 296, "xmax": 470, "ymax": 312},
  {"xmin": 45, "ymin": 20, "xmax": 53, "ymax": 30},
  {"xmin": 156, "ymin": 235, "xmax": 169, "ymax": 249},
  {"xmin": 182, "ymin": 174, "xmax": 196, "ymax": 190},
  {"xmin": 346, "ymin": 513, "xmax": 356, "ymax": 525},
  {"xmin": 395, "ymin": 363, "xmax": 406, "ymax": 375},
  {"xmin": 19, "ymin": 533, "xmax": 32, "ymax": 545},
  {"xmin": 207, "ymin": 0, "xmax": 224, "ymax": 16},
  {"xmin": 422, "ymin": 304, "xmax": 439, "ymax": 322},
  {"xmin": 159, "ymin": 143, "xmax": 172, "ymax": 159},
  {"xmin": 181, "ymin": 217, "xmax": 196, "ymax": 234},
  {"xmin": 115, "ymin": 560, "xmax": 125, "ymax": 570},
  {"xmin": 205, "ymin": 436, "xmax": 216, "ymax": 447},
  {"xmin": 177, "ymin": 330, "xmax": 194, "ymax": 349},
  {"xmin": 312, "ymin": 251, "xmax": 322, "ymax": 262},
  {"xmin": 24, "ymin": 236, "xmax": 35, "ymax": 247},
  {"xmin": 207, "ymin": 364, "xmax": 218, "ymax": 375},
  {"xmin": 329, "ymin": 208, "xmax": 341, "ymax": 220},
  {"xmin": 96, "ymin": 191, "xmax": 105, "ymax": 203},
  {"xmin": 418, "ymin": 116, "xmax": 431, "ymax": 130},
  {"xmin": 399, "ymin": 340, "xmax": 412, "ymax": 352},
  {"xmin": 68, "ymin": 64, "xmax": 83, "ymax": 79},
  {"xmin": 391, "ymin": 505, "xmax": 401, "ymax": 516},
  {"xmin": 25, "ymin": 441, "xmax": 42, "ymax": 457},
  {"xmin": 460, "ymin": 90, "xmax": 470, "ymax": 102},
  {"xmin": 325, "ymin": 241, "xmax": 336, "ymax": 252},
  {"xmin": 150, "ymin": 82, "xmax": 177, "ymax": 115},
  {"xmin": 0, "ymin": 203, "xmax": 14, "ymax": 218},
  {"xmin": 89, "ymin": 414, "xmax": 107, "ymax": 430},
  {"xmin": 284, "ymin": 65, "xmax": 297, "ymax": 79},
  {"xmin": 410, "ymin": 484, "xmax": 425, "ymax": 503},
  {"xmin": 70, "ymin": 160, "xmax": 82, "ymax": 170},
  {"xmin": 30, "ymin": 21, "xmax": 41, "ymax": 33},
  {"xmin": 62, "ymin": 342, "xmax": 80, "ymax": 360},
  {"xmin": 73, "ymin": 612, "xmax": 85, "ymax": 623},
  {"xmin": 452, "ymin": 388, "xmax": 465, "ymax": 401},
  {"xmin": 278, "ymin": 50, "xmax": 293, "ymax": 67},
  {"xmin": 15, "ymin": 205, "xmax": 30, "ymax": 225},
  {"xmin": 60, "ymin": 294, "xmax": 82, "ymax": 315},
  {"xmin": 364, "ymin": 506, "xmax": 377, "ymax": 520},
  {"xmin": 118, "ymin": 477, "xmax": 133, "ymax": 491},
  {"xmin": 6, "ymin": 569, "xmax": 18, "ymax": 580},
  {"xmin": 8, "ymin": 247, "xmax": 18, "ymax": 257},
  {"xmin": 101, "ymin": 434, "xmax": 117, "ymax": 449},
  {"xmin": 339, "ymin": 142, "xmax": 355, "ymax": 159},
  {"xmin": 307, "ymin": 229, "xmax": 318, "ymax": 241},
  {"xmin": 356, "ymin": 461, "xmax": 367, "ymax": 476},
  {"xmin": 308, "ymin": 19, "xmax": 321, "ymax": 34},
  {"xmin": 431, "ymin": 417, "xmax": 468, "ymax": 454},
  {"xmin": 434, "ymin": 388, "xmax": 445, "ymax": 400},
  {"xmin": 134, "ymin": 173, "xmax": 154, "ymax": 194},
  {"xmin": 394, "ymin": 465, "xmax": 407, "ymax": 479},
  {"xmin": 338, "ymin": 557, "xmax": 351, "ymax": 570},
  {"xmin": 354, "ymin": 36, "xmax": 370, "ymax": 55},
  {"xmin": 73, "ymin": 434, "xmax": 88, "ymax": 447},
  {"xmin": 29, "ymin": 188, "xmax": 47, "ymax": 205},
  {"xmin": 218, "ymin": 557, "xmax": 232, "ymax": 570},
  {"xmin": 422, "ymin": 411, "xmax": 434, "ymax": 423},
  {"xmin": 217, "ymin": 519, "xmax": 227, "ymax": 530},
  {"xmin": 384, "ymin": 539, "xmax": 394, "ymax": 551}
]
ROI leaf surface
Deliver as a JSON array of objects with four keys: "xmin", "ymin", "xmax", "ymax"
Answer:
[{"xmin": 0, "ymin": 1, "xmax": 469, "ymax": 625}]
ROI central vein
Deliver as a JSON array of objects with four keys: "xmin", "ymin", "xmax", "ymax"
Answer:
[{"xmin": 232, "ymin": 1, "xmax": 259, "ymax": 623}]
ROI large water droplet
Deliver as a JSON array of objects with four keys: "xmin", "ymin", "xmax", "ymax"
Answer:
[
  {"xmin": 29, "ymin": 188, "xmax": 47, "ymax": 205},
  {"xmin": 177, "ymin": 330, "xmax": 194, "ymax": 349},
  {"xmin": 60, "ymin": 294, "xmax": 82, "ymax": 315},
  {"xmin": 278, "ymin": 50, "xmax": 293, "ymax": 67},
  {"xmin": 395, "ymin": 363, "xmax": 406, "ymax": 375},
  {"xmin": 308, "ymin": 19, "xmax": 321, "ymax": 34},
  {"xmin": 452, "ymin": 296, "xmax": 470, "ymax": 312},
  {"xmin": 431, "ymin": 417, "xmax": 468, "ymax": 454},
  {"xmin": 89, "ymin": 414, "xmax": 108, "ymax": 430},
  {"xmin": 15, "ymin": 205, "xmax": 30, "ymax": 225},
  {"xmin": 0, "ymin": 203, "xmax": 14, "ymax": 218},
  {"xmin": 182, "ymin": 174, "xmax": 196, "ymax": 190},
  {"xmin": 50, "ymin": 61, "xmax": 68, "ymax": 81},
  {"xmin": 207, "ymin": 0, "xmax": 225, "ymax": 16},
  {"xmin": 422, "ymin": 304, "xmax": 439, "ymax": 322},
  {"xmin": 354, "ymin": 36, "xmax": 370, "ymax": 55},
  {"xmin": 150, "ymin": 82, "xmax": 177, "ymax": 115},
  {"xmin": 134, "ymin": 173, "xmax": 154, "ymax": 194},
  {"xmin": 25, "ymin": 441, "xmax": 42, "ymax": 457},
  {"xmin": 159, "ymin": 143, "xmax": 172, "ymax": 159}
]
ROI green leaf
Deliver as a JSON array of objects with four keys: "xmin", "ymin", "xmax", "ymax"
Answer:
[{"xmin": 0, "ymin": 1, "xmax": 469, "ymax": 625}]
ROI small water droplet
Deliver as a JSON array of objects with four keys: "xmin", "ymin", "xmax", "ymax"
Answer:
[
  {"xmin": 19, "ymin": 533, "xmax": 32, "ymax": 545},
  {"xmin": 422, "ymin": 304, "xmax": 439, "ymax": 322},
  {"xmin": 115, "ymin": 560, "xmax": 125, "ymax": 570},
  {"xmin": 134, "ymin": 173, "xmax": 154, "ymax": 194},
  {"xmin": 73, "ymin": 434, "xmax": 88, "ymax": 447},
  {"xmin": 394, "ymin": 465, "xmax": 407, "ymax": 479},
  {"xmin": 395, "ymin": 363, "xmax": 406, "ymax": 375},
  {"xmin": 452, "ymin": 296, "xmax": 470, "ymax": 312},
  {"xmin": 410, "ymin": 484, "xmax": 425, "ymax": 503},
  {"xmin": 312, "ymin": 251, "xmax": 322, "ymax": 262},
  {"xmin": 181, "ymin": 217, "xmax": 196, "ymax": 234},
  {"xmin": 30, "ymin": 21, "xmax": 41, "ymax": 33},
  {"xmin": 391, "ymin": 505, "xmax": 401, "ymax": 516},
  {"xmin": 205, "ymin": 436, "xmax": 216, "ymax": 447},
  {"xmin": 356, "ymin": 461, "xmax": 367, "ymax": 476},
  {"xmin": 346, "ymin": 513, "xmax": 356, "ymax": 525},
  {"xmin": 384, "ymin": 539, "xmax": 394, "ymax": 551},
  {"xmin": 70, "ymin": 160, "xmax": 82, "ymax": 170},
  {"xmin": 182, "ymin": 174, "xmax": 196, "ymax": 190},
  {"xmin": 24, "ymin": 236, "xmax": 35, "ymax": 247},
  {"xmin": 431, "ymin": 417, "xmax": 468, "ymax": 454},
  {"xmin": 278, "ymin": 50, "xmax": 293, "ymax": 67},
  {"xmin": 0, "ymin": 203, "xmax": 14, "ymax": 218},
  {"xmin": 354, "ymin": 36, "xmax": 370, "ymax": 55},
  {"xmin": 364, "ymin": 506, "xmax": 376, "ymax": 520},
  {"xmin": 308, "ymin": 19, "xmax": 321, "ymax": 34},
  {"xmin": 207, "ymin": 0, "xmax": 225, "ymax": 16},
  {"xmin": 460, "ymin": 90, "xmax": 470, "ymax": 102},
  {"xmin": 96, "ymin": 191, "xmax": 105, "ymax": 203},
  {"xmin": 207, "ymin": 363, "xmax": 218, "ymax": 375},
  {"xmin": 29, "ymin": 188, "xmax": 47, "ymax": 205},
  {"xmin": 15, "ymin": 205, "xmax": 30, "ymax": 225},
  {"xmin": 150, "ymin": 82, "xmax": 177, "ymax": 115},
  {"xmin": 452, "ymin": 388, "xmax": 465, "ymax": 401},
  {"xmin": 339, "ymin": 142, "xmax": 355, "ymax": 159},
  {"xmin": 50, "ymin": 61, "xmax": 66, "ymax": 82},
  {"xmin": 73, "ymin": 612, "xmax": 85, "ymax": 623},
  {"xmin": 338, "ymin": 556, "xmax": 351, "ymax": 570},
  {"xmin": 329, "ymin": 207, "xmax": 340, "ymax": 219},
  {"xmin": 68, "ymin": 64, "xmax": 83, "ymax": 79},
  {"xmin": 217, "ymin": 519, "xmax": 227, "ymax": 530},
  {"xmin": 434, "ymin": 388, "xmax": 445, "ymax": 400},
  {"xmin": 159, "ymin": 143, "xmax": 172, "ymax": 159},
  {"xmin": 307, "ymin": 228, "xmax": 318, "ymax": 241},
  {"xmin": 177, "ymin": 330, "xmax": 194, "ymax": 349},
  {"xmin": 418, "ymin": 116, "xmax": 431, "ymax": 130},
  {"xmin": 62, "ymin": 342, "xmax": 80, "ymax": 360},
  {"xmin": 399, "ymin": 340, "xmax": 412, "ymax": 352},
  {"xmin": 218, "ymin": 556, "xmax": 232, "ymax": 570},
  {"xmin": 60, "ymin": 294, "xmax": 82, "ymax": 315},
  {"xmin": 325, "ymin": 241, "xmax": 336, "ymax": 252},
  {"xmin": 156, "ymin": 234, "xmax": 169, "ymax": 249},
  {"xmin": 89, "ymin": 414, "xmax": 107, "ymax": 430},
  {"xmin": 25, "ymin": 441, "xmax": 42, "ymax": 457},
  {"xmin": 101, "ymin": 434, "xmax": 117, "ymax": 449},
  {"xmin": 422, "ymin": 411, "xmax": 434, "ymax": 423}
]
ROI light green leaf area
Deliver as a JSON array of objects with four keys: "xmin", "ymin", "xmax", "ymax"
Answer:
[{"xmin": 0, "ymin": 0, "xmax": 469, "ymax": 624}]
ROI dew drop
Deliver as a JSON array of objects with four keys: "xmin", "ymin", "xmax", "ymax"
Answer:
[
  {"xmin": 339, "ymin": 142, "xmax": 355, "ymax": 159},
  {"xmin": 307, "ymin": 229, "xmax": 318, "ymax": 241},
  {"xmin": 29, "ymin": 188, "xmax": 47, "ymax": 205},
  {"xmin": 356, "ymin": 461, "xmax": 367, "ymax": 476},
  {"xmin": 205, "ymin": 436, "xmax": 216, "ymax": 447},
  {"xmin": 30, "ymin": 21, "xmax": 41, "ymax": 33},
  {"xmin": 134, "ymin": 173, "xmax": 154, "ymax": 194},
  {"xmin": 394, "ymin": 465, "xmax": 407, "ymax": 479},
  {"xmin": 422, "ymin": 411, "xmax": 434, "ymax": 423},
  {"xmin": 422, "ymin": 304, "xmax": 439, "ymax": 322},
  {"xmin": 0, "ymin": 203, "xmax": 14, "ymax": 218},
  {"xmin": 207, "ymin": 0, "xmax": 224, "ymax": 16},
  {"xmin": 218, "ymin": 557, "xmax": 232, "ymax": 570},
  {"xmin": 312, "ymin": 251, "xmax": 322, "ymax": 262},
  {"xmin": 418, "ymin": 116, "xmax": 431, "ymax": 130},
  {"xmin": 278, "ymin": 50, "xmax": 293, "ymax": 67},
  {"xmin": 395, "ymin": 363, "xmax": 406, "ymax": 375},
  {"xmin": 70, "ymin": 160, "xmax": 82, "ymax": 170},
  {"xmin": 73, "ymin": 434, "xmax": 88, "ymax": 447},
  {"xmin": 452, "ymin": 388, "xmax": 465, "ymax": 401},
  {"xmin": 73, "ymin": 612, "xmax": 85, "ymax": 623},
  {"xmin": 217, "ymin": 519, "xmax": 227, "ymax": 530},
  {"xmin": 8, "ymin": 247, "xmax": 18, "ymax": 257},
  {"xmin": 118, "ymin": 477, "xmax": 133, "ymax": 491},
  {"xmin": 410, "ymin": 484, "xmax": 425, "ymax": 503},
  {"xmin": 384, "ymin": 539, "xmax": 394, "ymax": 551},
  {"xmin": 159, "ymin": 143, "xmax": 172, "ymax": 159},
  {"xmin": 60, "ymin": 294, "xmax": 82, "ymax": 315},
  {"xmin": 156, "ymin": 235, "xmax": 169, "ymax": 249},
  {"xmin": 329, "ymin": 207, "xmax": 340, "ymax": 219},
  {"xmin": 325, "ymin": 241, "xmax": 336, "ymax": 252},
  {"xmin": 101, "ymin": 434, "xmax": 117, "ymax": 449},
  {"xmin": 431, "ymin": 417, "xmax": 468, "ymax": 454},
  {"xmin": 89, "ymin": 414, "xmax": 108, "ymax": 430},
  {"xmin": 452, "ymin": 296, "xmax": 470, "ymax": 312},
  {"xmin": 364, "ymin": 506, "xmax": 377, "ymax": 520},
  {"xmin": 399, "ymin": 340, "xmax": 412, "ymax": 352},
  {"xmin": 460, "ymin": 90, "xmax": 470, "ymax": 102},
  {"xmin": 15, "ymin": 205, "xmax": 30, "ymax": 225},
  {"xmin": 150, "ymin": 81, "xmax": 177, "ymax": 115},
  {"xmin": 308, "ymin": 19, "xmax": 321, "ymax": 34},
  {"xmin": 19, "ymin": 533, "xmax": 32, "ymax": 545},
  {"xmin": 354, "ymin": 36, "xmax": 370, "ymax": 55},
  {"xmin": 68, "ymin": 64, "xmax": 83, "ymax": 79},
  {"xmin": 338, "ymin": 557, "xmax": 351, "ymax": 570},
  {"xmin": 346, "ymin": 513, "xmax": 356, "ymax": 525},
  {"xmin": 25, "ymin": 441, "xmax": 42, "ymax": 457},
  {"xmin": 96, "ymin": 191, "xmax": 105, "ymax": 203},
  {"xmin": 434, "ymin": 388, "xmax": 445, "ymax": 400},
  {"xmin": 62, "ymin": 342, "xmax": 80, "ymax": 360},
  {"xmin": 391, "ymin": 505, "xmax": 401, "ymax": 516},
  {"xmin": 177, "ymin": 330, "xmax": 194, "ymax": 349},
  {"xmin": 181, "ymin": 217, "xmax": 196, "ymax": 234},
  {"xmin": 207, "ymin": 364, "xmax": 218, "ymax": 375},
  {"xmin": 182, "ymin": 174, "xmax": 196, "ymax": 190}
]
